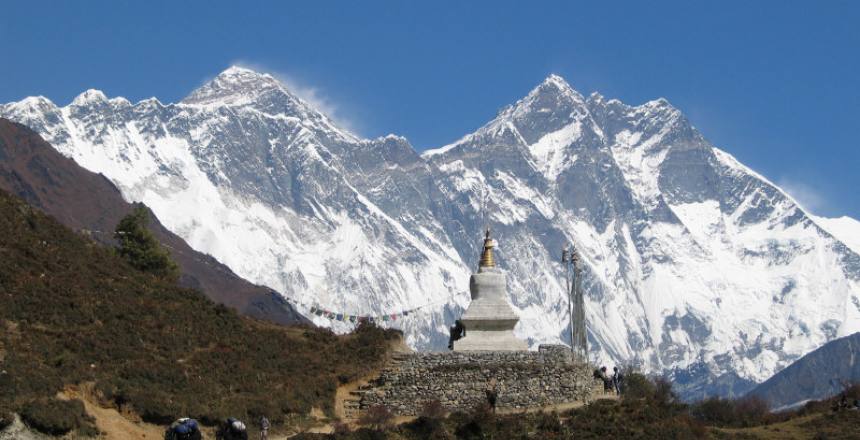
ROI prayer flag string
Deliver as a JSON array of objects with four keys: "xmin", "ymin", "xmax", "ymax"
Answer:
[{"xmin": 280, "ymin": 290, "xmax": 465, "ymax": 324}]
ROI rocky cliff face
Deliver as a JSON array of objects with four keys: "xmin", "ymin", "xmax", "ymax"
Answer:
[{"xmin": 3, "ymin": 66, "xmax": 858, "ymax": 399}]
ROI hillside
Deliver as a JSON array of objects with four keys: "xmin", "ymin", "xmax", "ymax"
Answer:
[
  {"xmin": 747, "ymin": 332, "xmax": 860, "ymax": 409},
  {"xmin": 0, "ymin": 118, "xmax": 306, "ymax": 325},
  {"xmin": 0, "ymin": 188, "xmax": 397, "ymax": 435}
]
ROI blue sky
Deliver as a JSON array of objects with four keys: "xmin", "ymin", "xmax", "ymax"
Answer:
[{"xmin": 1, "ymin": 1, "xmax": 858, "ymax": 218}]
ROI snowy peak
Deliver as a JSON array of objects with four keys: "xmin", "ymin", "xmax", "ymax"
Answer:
[
  {"xmin": 182, "ymin": 65, "xmax": 286, "ymax": 106},
  {"xmin": 71, "ymin": 89, "xmax": 108, "ymax": 107},
  {"xmin": 1, "ymin": 96, "xmax": 59, "ymax": 117},
  {"xmin": 505, "ymin": 74, "xmax": 587, "ymax": 119},
  {"xmin": 182, "ymin": 66, "xmax": 358, "ymax": 142},
  {"xmin": 536, "ymin": 74, "xmax": 582, "ymax": 99}
]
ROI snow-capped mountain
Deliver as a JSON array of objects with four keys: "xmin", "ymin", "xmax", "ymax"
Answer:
[{"xmin": 3, "ymin": 66, "xmax": 858, "ymax": 399}]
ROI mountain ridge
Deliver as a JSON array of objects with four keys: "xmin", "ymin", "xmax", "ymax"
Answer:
[
  {"xmin": 2, "ymin": 66, "xmax": 858, "ymax": 400},
  {"xmin": 747, "ymin": 332, "xmax": 860, "ymax": 410}
]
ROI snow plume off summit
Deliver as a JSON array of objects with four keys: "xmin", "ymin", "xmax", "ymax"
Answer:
[{"xmin": 2, "ymin": 66, "xmax": 859, "ymax": 399}]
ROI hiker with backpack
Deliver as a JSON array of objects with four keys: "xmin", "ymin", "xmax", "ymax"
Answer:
[
  {"xmin": 216, "ymin": 417, "xmax": 248, "ymax": 440},
  {"xmin": 164, "ymin": 418, "xmax": 202, "ymax": 440},
  {"xmin": 595, "ymin": 366, "xmax": 612, "ymax": 394}
]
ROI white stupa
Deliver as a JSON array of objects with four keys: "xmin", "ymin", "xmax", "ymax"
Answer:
[{"xmin": 453, "ymin": 229, "xmax": 528, "ymax": 351}]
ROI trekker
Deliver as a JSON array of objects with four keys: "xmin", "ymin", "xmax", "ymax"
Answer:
[
  {"xmin": 593, "ymin": 367, "xmax": 607, "ymax": 393},
  {"xmin": 259, "ymin": 416, "xmax": 270, "ymax": 440},
  {"xmin": 448, "ymin": 319, "xmax": 466, "ymax": 350},
  {"xmin": 612, "ymin": 366, "xmax": 624, "ymax": 395},
  {"xmin": 598, "ymin": 366, "xmax": 612, "ymax": 394},
  {"xmin": 164, "ymin": 418, "xmax": 202, "ymax": 440},
  {"xmin": 485, "ymin": 379, "xmax": 499, "ymax": 413},
  {"xmin": 216, "ymin": 417, "xmax": 248, "ymax": 440}
]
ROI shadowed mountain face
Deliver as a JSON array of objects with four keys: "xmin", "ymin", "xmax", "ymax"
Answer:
[
  {"xmin": 2, "ymin": 67, "xmax": 859, "ymax": 399},
  {"xmin": 0, "ymin": 118, "xmax": 307, "ymax": 325},
  {"xmin": 747, "ymin": 332, "xmax": 860, "ymax": 409}
]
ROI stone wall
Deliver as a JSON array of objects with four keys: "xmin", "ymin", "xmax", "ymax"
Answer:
[{"xmin": 355, "ymin": 345, "xmax": 596, "ymax": 416}]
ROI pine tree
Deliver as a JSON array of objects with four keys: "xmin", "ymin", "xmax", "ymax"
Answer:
[{"xmin": 114, "ymin": 205, "xmax": 179, "ymax": 281}]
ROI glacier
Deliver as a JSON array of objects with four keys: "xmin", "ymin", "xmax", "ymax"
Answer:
[{"xmin": 3, "ymin": 66, "xmax": 859, "ymax": 399}]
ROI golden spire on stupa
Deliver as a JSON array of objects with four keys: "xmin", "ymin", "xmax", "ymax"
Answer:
[{"xmin": 479, "ymin": 228, "xmax": 496, "ymax": 269}]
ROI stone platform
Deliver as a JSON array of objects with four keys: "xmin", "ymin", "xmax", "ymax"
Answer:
[{"xmin": 354, "ymin": 345, "xmax": 595, "ymax": 416}]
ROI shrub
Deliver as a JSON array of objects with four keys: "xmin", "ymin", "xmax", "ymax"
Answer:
[
  {"xmin": 114, "ymin": 205, "xmax": 179, "ymax": 281},
  {"xmin": 452, "ymin": 404, "xmax": 496, "ymax": 440},
  {"xmin": 734, "ymin": 396, "xmax": 770, "ymax": 425},
  {"xmin": 20, "ymin": 398, "xmax": 95, "ymax": 436},
  {"xmin": 652, "ymin": 377, "xmax": 677, "ymax": 405},
  {"xmin": 690, "ymin": 397, "xmax": 734, "ymax": 426},
  {"xmin": 332, "ymin": 421, "xmax": 352, "ymax": 434},
  {"xmin": 418, "ymin": 399, "xmax": 446, "ymax": 421},
  {"xmin": 534, "ymin": 410, "xmax": 562, "ymax": 433},
  {"xmin": 359, "ymin": 405, "xmax": 394, "ymax": 431},
  {"xmin": 406, "ymin": 400, "xmax": 447, "ymax": 437},
  {"xmin": 0, "ymin": 408, "xmax": 13, "ymax": 430},
  {"xmin": 689, "ymin": 396, "xmax": 771, "ymax": 428},
  {"xmin": 623, "ymin": 371, "xmax": 656, "ymax": 400}
]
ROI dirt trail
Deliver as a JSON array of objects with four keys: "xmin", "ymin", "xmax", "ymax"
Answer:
[
  {"xmin": 336, "ymin": 338, "xmax": 412, "ymax": 422},
  {"xmin": 59, "ymin": 386, "xmax": 163, "ymax": 440},
  {"xmin": 497, "ymin": 395, "xmax": 616, "ymax": 416}
]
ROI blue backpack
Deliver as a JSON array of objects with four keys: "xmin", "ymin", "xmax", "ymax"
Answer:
[{"xmin": 184, "ymin": 419, "xmax": 199, "ymax": 431}]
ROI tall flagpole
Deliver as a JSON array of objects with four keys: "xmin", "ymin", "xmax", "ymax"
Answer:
[
  {"xmin": 572, "ymin": 246, "xmax": 586, "ymax": 363},
  {"xmin": 562, "ymin": 246, "xmax": 574, "ymax": 354}
]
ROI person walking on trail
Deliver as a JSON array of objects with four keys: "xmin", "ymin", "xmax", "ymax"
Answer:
[
  {"xmin": 596, "ymin": 366, "xmax": 613, "ymax": 394},
  {"xmin": 259, "ymin": 416, "xmax": 270, "ymax": 440},
  {"xmin": 612, "ymin": 366, "xmax": 624, "ymax": 395},
  {"xmin": 485, "ymin": 379, "xmax": 499, "ymax": 413},
  {"xmin": 216, "ymin": 417, "xmax": 248, "ymax": 440},
  {"xmin": 165, "ymin": 418, "xmax": 202, "ymax": 440}
]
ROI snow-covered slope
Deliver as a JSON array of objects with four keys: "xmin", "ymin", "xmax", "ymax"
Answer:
[
  {"xmin": 814, "ymin": 216, "xmax": 860, "ymax": 255},
  {"xmin": 3, "ymin": 67, "xmax": 859, "ymax": 399}
]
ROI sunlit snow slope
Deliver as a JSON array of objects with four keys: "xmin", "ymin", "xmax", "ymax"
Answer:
[{"xmin": 3, "ymin": 67, "xmax": 859, "ymax": 399}]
